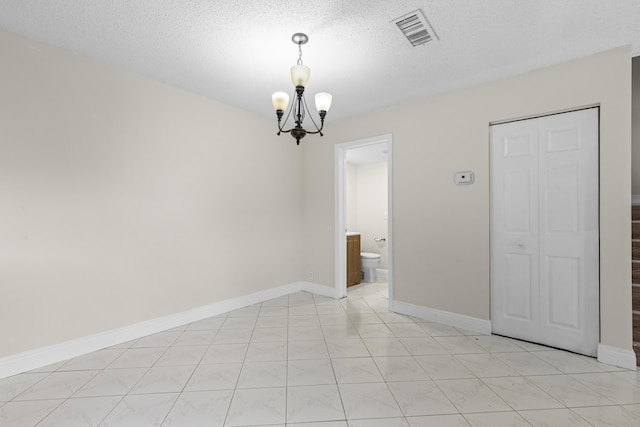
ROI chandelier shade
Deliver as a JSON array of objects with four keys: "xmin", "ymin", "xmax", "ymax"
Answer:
[
  {"xmin": 315, "ymin": 92, "xmax": 332, "ymax": 112},
  {"xmin": 290, "ymin": 65, "xmax": 311, "ymax": 87},
  {"xmin": 271, "ymin": 92, "xmax": 290, "ymax": 111},
  {"xmin": 272, "ymin": 33, "xmax": 331, "ymax": 145}
]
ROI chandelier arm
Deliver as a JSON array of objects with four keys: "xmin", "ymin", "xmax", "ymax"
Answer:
[
  {"xmin": 294, "ymin": 86, "xmax": 305, "ymax": 128},
  {"xmin": 301, "ymin": 96, "xmax": 324, "ymax": 136},
  {"xmin": 276, "ymin": 90, "xmax": 297, "ymax": 134}
]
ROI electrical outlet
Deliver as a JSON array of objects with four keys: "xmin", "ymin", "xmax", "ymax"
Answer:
[{"xmin": 308, "ymin": 271, "xmax": 314, "ymax": 280}]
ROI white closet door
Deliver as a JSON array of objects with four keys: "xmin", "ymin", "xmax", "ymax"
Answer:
[
  {"xmin": 491, "ymin": 108, "xmax": 599, "ymax": 356},
  {"xmin": 491, "ymin": 118, "xmax": 541, "ymax": 342}
]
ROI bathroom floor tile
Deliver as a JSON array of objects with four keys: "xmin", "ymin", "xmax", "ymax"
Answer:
[
  {"xmin": 482, "ymin": 376, "xmax": 563, "ymax": 410},
  {"xmin": 331, "ymin": 357, "xmax": 384, "ymax": 383},
  {"xmin": 493, "ymin": 352, "xmax": 562, "ymax": 376},
  {"xmin": 289, "ymin": 325, "xmax": 324, "ymax": 341},
  {"xmin": 59, "ymin": 349, "xmax": 125, "ymax": 371},
  {"xmin": 435, "ymin": 378, "xmax": 511, "ymax": 413},
  {"xmin": 399, "ymin": 337, "xmax": 449, "ymax": 356},
  {"xmin": 407, "ymin": 414, "xmax": 471, "ymax": 426},
  {"xmin": 286, "ymin": 384, "xmax": 345, "ymax": 423},
  {"xmin": 288, "ymin": 340, "xmax": 329, "ymax": 360},
  {"xmin": 534, "ymin": 350, "xmax": 606, "ymax": 374},
  {"xmin": 129, "ymin": 365, "xmax": 195, "ymax": 394},
  {"xmin": 14, "ymin": 370, "xmax": 98, "ymax": 401},
  {"xmin": 162, "ymin": 390, "xmax": 233, "ymax": 426},
  {"xmin": 347, "ymin": 313, "xmax": 384, "ymax": 325},
  {"xmin": 338, "ymin": 382, "xmax": 403, "ymax": 419},
  {"xmin": 4, "ymin": 284, "xmax": 640, "ymax": 427},
  {"xmin": 237, "ymin": 360, "xmax": 287, "ymax": 388},
  {"xmin": 387, "ymin": 380, "xmax": 458, "ymax": 416},
  {"xmin": 528, "ymin": 374, "xmax": 616, "ymax": 407},
  {"xmin": 373, "ymin": 356, "xmax": 430, "ymax": 382},
  {"xmin": 200, "ymin": 343, "xmax": 248, "ymax": 364},
  {"xmin": 414, "ymin": 355, "xmax": 475, "ymax": 380},
  {"xmin": 184, "ymin": 362, "xmax": 242, "ymax": 391},
  {"xmin": 348, "ymin": 418, "xmax": 409, "ymax": 426},
  {"xmin": 325, "ymin": 338, "xmax": 371, "ymax": 358},
  {"xmin": 354, "ymin": 324, "xmax": 395, "ymax": 338},
  {"xmin": 321, "ymin": 324, "xmax": 361, "ymax": 339},
  {"xmin": 434, "ymin": 337, "xmax": 487, "ymax": 354},
  {"xmin": 387, "ymin": 323, "xmax": 429, "ymax": 337},
  {"xmin": 454, "ymin": 353, "xmax": 519, "ymax": 377},
  {"xmin": 289, "ymin": 314, "xmax": 321, "ymax": 326},
  {"xmin": 36, "ymin": 396, "xmax": 121, "ymax": 427},
  {"xmin": 107, "ymin": 347, "xmax": 166, "ymax": 369},
  {"xmin": 74, "ymin": 367, "xmax": 147, "ymax": 397},
  {"xmin": 255, "ymin": 316, "xmax": 288, "ymax": 328},
  {"xmin": 225, "ymin": 387, "xmax": 286, "ymax": 426},
  {"xmin": 0, "ymin": 400, "xmax": 64, "ymax": 427},
  {"xmin": 571, "ymin": 372, "xmax": 640, "ymax": 404},
  {"xmin": 173, "ymin": 330, "xmax": 217, "ymax": 347},
  {"xmin": 244, "ymin": 341, "xmax": 288, "ymax": 361},
  {"xmin": 463, "ymin": 411, "xmax": 530, "ymax": 427},
  {"xmin": 363, "ymin": 337, "xmax": 411, "ymax": 356},
  {"xmin": 99, "ymin": 392, "xmax": 178, "ymax": 427},
  {"xmin": 250, "ymin": 326, "xmax": 288, "ymax": 342},
  {"xmin": 518, "ymin": 408, "xmax": 592, "ymax": 426},
  {"xmin": 212, "ymin": 328, "xmax": 253, "ymax": 344},
  {"xmin": 0, "ymin": 373, "xmax": 49, "ymax": 401},
  {"xmin": 288, "ymin": 359, "xmax": 336, "ymax": 386},
  {"xmin": 571, "ymin": 405, "xmax": 640, "ymax": 426},
  {"xmin": 473, "ymin": 335, "xmax": 527, "ymax": 353},
  {"xmin": 154, "ymin": 345, "xmax": 207, "ymax": 366},
  {"xmin": 417, "ymin": 322, "xmax": 465, "ymax": 337}
]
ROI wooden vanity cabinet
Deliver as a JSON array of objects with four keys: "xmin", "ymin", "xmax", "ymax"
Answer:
[{"xmin": 347, "ymin": 234, "xmax": 361, "ymax": 286}]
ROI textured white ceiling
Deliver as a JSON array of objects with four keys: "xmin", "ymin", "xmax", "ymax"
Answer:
[{"xmin": 0, "ymin": 1, "xmax": 639, "ymax": 121}]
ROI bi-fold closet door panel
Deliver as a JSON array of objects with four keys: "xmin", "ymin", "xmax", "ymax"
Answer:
[{"xmin": 491, "ymin": 108, "xmax": 599, "ymax": 356}]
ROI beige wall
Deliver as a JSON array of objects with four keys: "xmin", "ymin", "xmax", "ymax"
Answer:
[
  {"xmin": 0, "ymin": 29, "xmax": 304, "ymax": 358},
  {"xmin": 1, "ymin": 26, "xmax": 633, "ymax": 360},
  {"xmin": 302, "ymin": 48, "xmax": 632, "ymax": 350},
  {"xmin": 345, "ymin": 162, "xmax": 358, "ymax": 232},
  {"xmin": 633, "ymin": 56, "xmax": 640, "ymax": 194}
]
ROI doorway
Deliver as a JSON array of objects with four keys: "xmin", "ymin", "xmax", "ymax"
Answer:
[
  {"xmin": 335, "ymin": 134, "xmax": 393, "ymax": 304},
  {"xmin": 490, "ymin": 108, "xmax": 599, "ymax": 356}
]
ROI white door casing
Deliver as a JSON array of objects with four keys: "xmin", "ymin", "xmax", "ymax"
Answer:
[{"xmin": 491, "ymin": 108, "xmax": 599, "ymax": 356}]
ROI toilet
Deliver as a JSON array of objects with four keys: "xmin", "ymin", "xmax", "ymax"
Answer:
[{"xmin": 360, "ymin": 252, "xmax": 381, "ymax": 283}]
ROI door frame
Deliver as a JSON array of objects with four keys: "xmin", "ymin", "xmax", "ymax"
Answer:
[{"xmin": 335, "ymin": 133, "xmax": 393, "ymax": 302}]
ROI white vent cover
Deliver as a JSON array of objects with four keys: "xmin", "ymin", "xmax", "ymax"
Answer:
[{"xmin": 392, "ymin": 9, "xmax": 438, "ymax": 47}]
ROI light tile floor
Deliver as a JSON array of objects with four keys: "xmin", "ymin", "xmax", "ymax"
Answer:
[{"xmin": 2, "ymin": 281, "xmax": 640, "ymax": 426}]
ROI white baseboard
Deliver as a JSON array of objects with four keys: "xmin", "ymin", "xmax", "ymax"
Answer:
[
  {"xmin": 597, "ymin": 344, "xmax": 637, "ymax": 370},
  {"xmin": 299, "ymin": 281, "xmax": 340, "ymax": 299},
  {"xmin": 0, "ymin": 282, "xmax": 314, "ymax": 379},
  {"xmin": 376, "ymin": 268, "xmax": 389, "ymax": 279},
  {"xmin": 390, "ymin": 300, "xmax": 491, "ymax": 335}
]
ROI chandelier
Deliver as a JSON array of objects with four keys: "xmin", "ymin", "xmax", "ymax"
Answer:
[{"xmin": 272, "ymin": 33, "xmax": 332, "ymax": 145}]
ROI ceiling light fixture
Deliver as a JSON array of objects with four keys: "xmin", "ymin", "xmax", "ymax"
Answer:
[{"xmin": 272, "ymin": 33, "xmax": 332, "ymax": 145}]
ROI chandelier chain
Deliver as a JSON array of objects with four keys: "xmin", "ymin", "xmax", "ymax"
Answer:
[{"xmin": 297, "ymin": 44, "xmax": 303, "ymax": 66}]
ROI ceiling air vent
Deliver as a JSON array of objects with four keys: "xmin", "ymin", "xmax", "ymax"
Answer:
[{"xmin": 392, "ymin": 9, "xmax": 438, "ymax": 47}]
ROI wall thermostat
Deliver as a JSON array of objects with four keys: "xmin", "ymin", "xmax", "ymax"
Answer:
[{"xmin": 454, "ymin": 171, "xmax": 474, "ymax": 185}]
